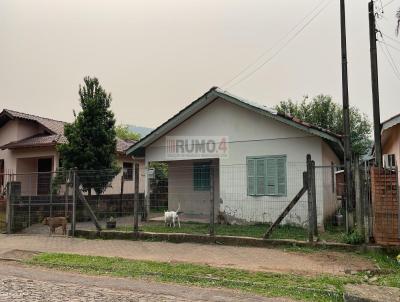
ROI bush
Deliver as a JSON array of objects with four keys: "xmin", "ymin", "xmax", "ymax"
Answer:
[{"xmin": 342, "ymin": 230, "xmax": 364, "ymax": 245}]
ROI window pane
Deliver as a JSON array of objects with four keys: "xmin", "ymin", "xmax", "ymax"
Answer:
[
  {"xmin": 123, "ymin": 162, "xmax": 133, "ymax": 180},
  {"xmin": 277, "ymin": 157, "xmax": 287, "ymax": 195},
  {"xmin": 193, "ymin": 163, "xmax": 210, "ymax": 191},
  {"xmin": 266, "ymin": 158, "xmax": 277, "ymax": 195},
  {"xmin": 247, "ymin": 159, "xmax": 256, "ymax": 195}
]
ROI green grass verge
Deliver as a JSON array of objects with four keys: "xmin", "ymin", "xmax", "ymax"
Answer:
[
  {"xmin": 115, "ymin": 221, "xmax": 352, "ymax": 243},
  {"xmin": 25, "ymin": 251, "xmax": 400, "ymax": 301},
  {"xmin": 26, "ymin": 253, "xmax": 354, "ymax": 302}
]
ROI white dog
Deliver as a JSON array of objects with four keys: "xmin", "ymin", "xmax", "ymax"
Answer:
[{"xmin": 164, "ymin": 203, "xmax": 181, "ymax": 228}]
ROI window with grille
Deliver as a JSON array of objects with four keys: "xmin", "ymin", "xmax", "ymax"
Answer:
[
  {"xmin": 123, "ymin": 162, "xmax": 133, "ymax": 181},
  {"xmin": 193, "ymin": 162, "xmax": 211, "ymax": 191},
  {"xmin": 247, "ymin": 156, "xmax": 287, "ymax": 196}
]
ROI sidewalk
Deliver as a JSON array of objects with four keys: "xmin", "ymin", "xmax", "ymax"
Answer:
[{"xmin": 0, "ymin": 234, "xmax": 375, "ymax": 275}]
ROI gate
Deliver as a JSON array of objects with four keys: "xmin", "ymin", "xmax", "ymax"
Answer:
[{"xmin": 369, "ymin": 166, "xmax": 400, "ymax": 245}]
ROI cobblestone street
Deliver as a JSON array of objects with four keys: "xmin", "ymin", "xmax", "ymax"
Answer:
[{"xmin": 0, "ymin": 276, "xmax": 197, "ymax": 302}]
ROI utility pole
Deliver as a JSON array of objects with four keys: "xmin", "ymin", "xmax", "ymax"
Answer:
[
  {"xmin": 369, "ymin": 0, "xmax": 383, "ymax": 168},
  {"xmin": 340, "ymin": 0, "xmax": 353, "ymax": 232}
]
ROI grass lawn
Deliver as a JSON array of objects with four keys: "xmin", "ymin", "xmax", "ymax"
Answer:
[
  {"xmin": 25, "ymin": 250, "xmax": 400, "ymax": 302},
  {"xmin": 0, "ymin": 211, "xmax": 5, "ymax": 232},
  {"xmin": 116, "ymin": 221, "xmax": 350, "ymax": 243}
]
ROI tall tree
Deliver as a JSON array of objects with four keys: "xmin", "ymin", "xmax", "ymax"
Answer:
[
  {"xmin": 116, "ymin": 124, "xmax": 141, "ymax": 141},
  {"xmin": 58, "ymin": 76, "xmax": 120, "ymax": 195},
  {"xmin": 396, "ymin": 8, "xmax": 400, "ymax": 36},
  {"xmin": 275, "ymin": 95, "xmax": 372, "ymax": 157}
]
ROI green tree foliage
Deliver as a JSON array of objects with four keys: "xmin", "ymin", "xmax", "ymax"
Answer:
[
  {"xmin": 115, "ymin": 124, "xmax": 141, "ymax": 141},
  {"xmin": 275, "ymin": 95, "xmax": 372, "ymax": 157},
  {"xmin": 58, "ymin": 76, "xmax": 120, "ymax": 195}
]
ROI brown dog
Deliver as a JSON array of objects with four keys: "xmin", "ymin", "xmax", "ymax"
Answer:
[{"xmin": 42, "ymin": 217, "xmax": 68, "ymax": 236}]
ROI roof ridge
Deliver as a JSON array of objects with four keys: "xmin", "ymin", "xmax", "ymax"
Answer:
[{"xmin": 4, "ymin": 108, "xmax": 67, "ymax": 124}]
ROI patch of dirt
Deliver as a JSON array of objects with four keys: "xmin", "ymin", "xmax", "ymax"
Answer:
[
  {"xmin": 299, "ymin": 251, "xmax": 376, "ymax": 273},
  {"xmin": 0, "ymin": 249, "xmax": 40, "ymax": 261}
]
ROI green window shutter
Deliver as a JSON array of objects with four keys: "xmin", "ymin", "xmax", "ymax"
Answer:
[
  {"xmin": 248, "ymin": 155, "xmax": 286, "ymax": 196},
  {"xmin": 277, "ymin": 157, "xmax": 287, "ymax": 195},
  {"xmin": 256, "ymin": 158, "xmax": 266, "ymax": 195},
  {"xmin": 193, "ymin": 163, "xmax": 210, "ymax": 191},
  {"xmin": 247, "ymin": 158, "xmax": 256, "ymax": 195},
  {"xmin": 266, "ymin": 158, "xmax": 278, "ymax": 195}
]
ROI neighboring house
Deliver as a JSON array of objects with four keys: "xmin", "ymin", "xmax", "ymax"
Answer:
[
  {"xmin": 381, "ymin": 114, "xmax": 400, "ymax": 168},
  {"xmin": 0, "ymin": 109, "xmax": 145, "ymax": 196},
  {"xmin": 127, "ymin": 87, "xmax": 343, "ymax": 226}
]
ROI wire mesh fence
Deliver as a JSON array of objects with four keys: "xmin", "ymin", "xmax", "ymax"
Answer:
[{"xmin": 1, "ymin": 158, "xmax": 398, "ymax": 245}]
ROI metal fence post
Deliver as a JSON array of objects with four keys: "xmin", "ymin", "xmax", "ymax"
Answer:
[
  {"xmin": 71, "ymin": 169, "xmax": 76, "ymax": 237},
  {"xmin": 133, "ymin": 163, "xmax": 139, "ymax": 234},
  {"xmin": 209, "ymin": 165, "xmax": 215, "ymax": 237},
  {"xmin": 306, "ymin": 155, "xmax": 314, "ymax": 242}
]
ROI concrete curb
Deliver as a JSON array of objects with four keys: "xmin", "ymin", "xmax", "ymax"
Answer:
[{"xmin": 72, "ymin": 229, "xmax": 383, "ymax": 252}]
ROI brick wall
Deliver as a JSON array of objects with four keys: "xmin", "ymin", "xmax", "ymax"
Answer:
[{"xmin": 370, "ymin": 167, "xmax": 400, "ymax": 245}]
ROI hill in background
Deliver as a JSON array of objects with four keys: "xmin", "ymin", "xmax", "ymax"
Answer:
[{"xmin": 127, "ymin": 125, "xmax": 153, "ymax": 138}]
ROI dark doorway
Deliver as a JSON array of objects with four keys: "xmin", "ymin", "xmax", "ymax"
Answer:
[{"xmin": 37, "ymin": 158, "xmax": 52, "ymax": 195}]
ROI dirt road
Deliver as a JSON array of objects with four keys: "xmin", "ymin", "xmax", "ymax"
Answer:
[{"xmin": 0, "ymin": 234, "xmax": 375, "ymax": 275}]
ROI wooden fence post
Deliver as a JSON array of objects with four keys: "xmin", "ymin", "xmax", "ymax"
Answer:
[
  {"xmin": 307, "ymin": 154, "xmax": 314, "ymax": 242},
  {"xmin": 354, "ymin": 157, "xmax": 365, "ymax": 237},
  {"xmin": 311, "ymin": 160, "xmax": 318, "ymax": 237},
  {"xmin": 144, "ymin": 170, "xmax": 150, "ymax": 222},
  {"xmin": 120, "ymin": 175, "xmax": 124, "ymax": 215},
  {"xmin": 71, "ymin": 169, "xmax": 76, "ymax": 237},
  {"xmin": 6, "ymin": 175, "xmax": 12, "ymax": 234},
  {"xmin": 133, "ymin": 163, "xmax": 139, "ymax": 234},
  {"xmin": 209, "ymin": 165, "xmax": 215, "ymax": 237}
]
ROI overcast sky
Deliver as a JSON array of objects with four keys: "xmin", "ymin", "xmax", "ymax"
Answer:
[{"xmin": 0, "ymin": 0, "xmax": 399, "ymax": 128}]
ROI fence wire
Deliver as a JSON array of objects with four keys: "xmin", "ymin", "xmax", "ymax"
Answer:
[{"xmin": 1, "ymin": 160, "xmax": 354, "ymax": 243}]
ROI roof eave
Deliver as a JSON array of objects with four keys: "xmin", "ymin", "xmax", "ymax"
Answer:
[{"xmin": 126, "ymin": 88, "xmax": 219, "ymax": 155}]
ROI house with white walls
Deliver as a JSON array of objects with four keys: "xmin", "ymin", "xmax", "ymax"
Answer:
[{"xmin": 127, "ymin": 87, "xmax": 343, "ymax": 226}]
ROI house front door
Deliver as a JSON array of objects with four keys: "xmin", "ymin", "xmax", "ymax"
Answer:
[{"xmin": 37, "ymin": 158, "xmax": 52, "ymax": 195}]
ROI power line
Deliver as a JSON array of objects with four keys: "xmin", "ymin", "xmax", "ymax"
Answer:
[
  {"xmin": 380, "ymin": 40, "xmax": 400, "ymax": 52},
  {"xmin": 220, "ymin": 0, "xmax": 330, "ymax": 88},
  {"xmin": 378, "ymin": 42, "xmax": 400, "ymax": 80},
  {"xmin": 225, "ymin": 0, "xmax": 334, "ymax": 89},
  {"xmin": 382, "ymin": 0, "xmax": 397, "ymax": 8},
  {"xmin": 375, "ymin": 22, "xmax": 400, "ymax": 79},
  {"xmin": 381, "ymin": 32, "xmax": 400, "ymax": 45}
]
